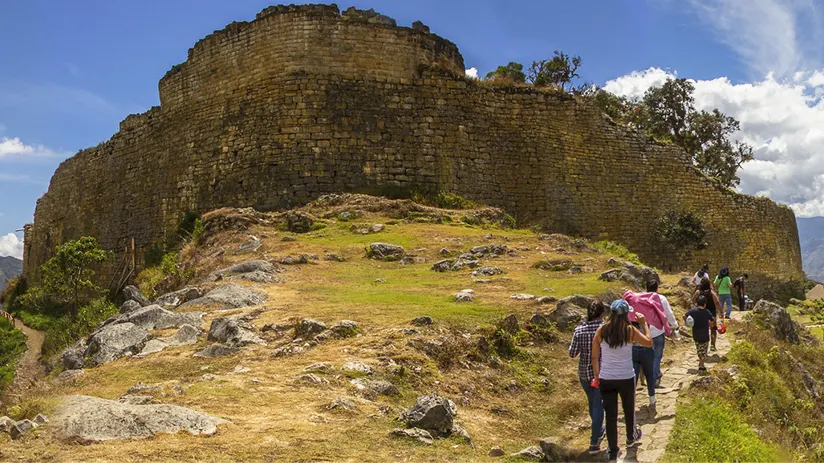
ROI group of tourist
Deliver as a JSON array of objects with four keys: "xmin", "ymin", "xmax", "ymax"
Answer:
[{"xmin": 568, "ymin": 265, "xmax": 749, "ymax": 462}]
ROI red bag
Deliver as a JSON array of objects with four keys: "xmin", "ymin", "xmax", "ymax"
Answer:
[{"xmin": 717, "ymin": 321, "xmax": 727, "ymax": 334}]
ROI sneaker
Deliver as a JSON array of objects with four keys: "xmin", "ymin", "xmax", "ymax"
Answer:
[
  {"xmin": 698, "ymin": 366, "xmax": 707, "ymax": 372},
  {"xmin": 649, "ymin": 402, "xmax": 657, "ymax": 415},
  {"xmin": 711, "ymin": 345, "xmax": 717, "ymax": 352},
  {"xmin": 627, "ymin": 427, "xmax": 643, "ymax": 447},
  {"xmin": 655, "ymin": 378, "xmax": 662, "ymax": 388},
  {"xmin": 588, "ymin": 445, "xmax": 601, "ymax": 455},
  {"xmin": 608, "ymin": 450, "xmax": 620, "ymax": 463}
]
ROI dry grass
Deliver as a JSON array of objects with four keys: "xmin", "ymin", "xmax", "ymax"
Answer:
[{"xmin": 0, "ymin": 203, "xmax": 695, "ymax": 461}]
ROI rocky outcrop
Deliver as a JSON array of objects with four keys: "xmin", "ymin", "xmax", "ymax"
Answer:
[
  {"xmin": 400, "ymin": 393, "xmax": 457, "ymax": 437},
  {"xmin": 154, "ymin": 287, "xmax": 206, "ymax": 308},
  {"xmin": 179, "ymin": 284, "xmax": 267, "ymax": 310},
  {"xmin": 86, "ymin": 323, "xmax": 150, "ymax": 366},
  {"xmin": 122, "ymin": 285, "xmax": 150, "ymax": 307},
  {"xmin": 207, "ymin": 317, "xmax": 265, "ymax": 346},
  {"xmin": 54, "ymin": 395, "xmax": 227, "ymax": 442},
  {"xmin": 367, "ymin": 243, "xmax": 405, "ymax": 261},
  {"xmin": 753, "ymin": 300, "xmax": 809, "ymax": 345}
]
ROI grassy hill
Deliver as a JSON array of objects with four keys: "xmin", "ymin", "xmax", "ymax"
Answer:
[{"xmin": 0, "ymin": 195, "xmax": 710, "ymax": 461}]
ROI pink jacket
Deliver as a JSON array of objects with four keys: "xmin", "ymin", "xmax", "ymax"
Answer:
[{"xmin": 623, "ymin": 290, "xmax": 672, "ymax": 336}]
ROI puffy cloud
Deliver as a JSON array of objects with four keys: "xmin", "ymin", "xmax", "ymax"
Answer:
[
  {"xmin": 604, "ymin": 67, "xmax": 824, "ymax": 217},
  {"xmin": 465, "ymin": 67, "xmax": 479, "ymax": 79},
  {"xmin": 0, "ymin": 233, "xmax": 23, "ymax": 259},
  {"xmin": 0, "ymin": 136, "xmax": 56, "ymax": 158}
]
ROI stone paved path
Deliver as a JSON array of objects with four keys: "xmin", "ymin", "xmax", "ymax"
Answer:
[{"xmin": 616, "ymin": 313, "xmax": 737, "ymax": 463}]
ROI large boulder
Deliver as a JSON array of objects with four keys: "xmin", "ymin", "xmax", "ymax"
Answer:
[
  {"xmin": 367, "ymin": 243, "xmax": 405, "ymax": 261},
  {"xmin": 62, "ymin": 339, "xmax": 88, "ymax": 370},
  {"xmin": 53, "ymin": 395, "xmax": 227, "ymax": 442},
  {"xmin": 193, "ymin": 343, "xmax": 239, "ymax": 358},
  {"xmin": 400, "ymin": 393, "xmax": 457, "ymax": 437},
  {"xmin": 179, "ymin": 284, "xmax": 267, "ymax": 310},
  {"xmin": 294, "ymin": 319, "xmax": 327, "ymax": 339},
  {"xmin": 10, "ymin": 419, "xmax": 37, "ymax": 440},
  {"xmin": 206, "ymin": 260, "xmax": 280, "ymax": 283},
  {"xmin": 162, "ymin": 324, "xmax": 202, "ymax": 346},
  {"xmin": 119, "ymin": 305, "xmax": 203, "ymax": 331},
  {"xmin": 207, "ymin": 317, "xmax": 264, "ymax": 346},
  {"xmin": 548, "ymin": 294, "xmax": 596, "ymax": 330},
  {"xmin": 119, "ymin": 300, "xmax": 142, "ymax": 315},
  {"xmin": 86, "ymin": 323, "xmax": 150, "ymax": 366},
  {"xmin": 621, "ymin": 262, "xmax": 660, "ymax": 288},
  {"xmin": 154, "ymin": 287, "xmax": 206, "ymax": 308},
  {"xmin": 122, "ymin": 285, "xmax": 150, "ymax": 307},
  {"xmin": 753, "ymin": 300, "xmax": 804, "ymax": 344}
]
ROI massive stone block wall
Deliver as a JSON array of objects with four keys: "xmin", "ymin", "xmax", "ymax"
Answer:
[{"xmin": 23, "ymin": 4, "xmax": 803, "ymax": 299}]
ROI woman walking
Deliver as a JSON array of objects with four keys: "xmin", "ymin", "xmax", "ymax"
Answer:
[
  {"xmin": 592, "ymin": 300, "xmax": 652, "ymax": 462},
  {"xmin": 693, "ymin": 278, "xmax": 722, "ymax": 350},
  {"xmin": 714, "ymin": 267, "xmax": 734, "ymax": 319},
  {"xmin": 568, "ymin": 301, "xmax": 606, "ymax": 455}
]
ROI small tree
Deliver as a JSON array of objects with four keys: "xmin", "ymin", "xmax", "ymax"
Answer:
[
  {"xmin": 657, "ymin": 210, "xmax": 707, "ymax": 251},
  {"xmin": 485, "ymin": 62, "xmax": 526, "ymax": 83},
  {"xmin": 38, "ymin": 237, "xmax": 108, "ymax": 318},
  {"xmin": 527, "ymin": 50, "xmax": 581, "ymax": 91}
]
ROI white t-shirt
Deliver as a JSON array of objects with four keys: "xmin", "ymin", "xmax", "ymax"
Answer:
[
  {"xmin": 693, "ymin": 271, "xmax": 708, "ymax": 286},
  {"xmin": 650, "ymin": 293, "xmax": 678, "ymax": 338}
]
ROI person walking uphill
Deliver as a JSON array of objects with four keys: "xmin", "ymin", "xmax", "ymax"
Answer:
[
  {"xmin": 693, "ymin": 278, "xmax": 722, "ymax": 350},
  {"xmin": 685, "ymin": 295, "xmax": 713, "ymax": 371},
  {"xmin": 714, "ymin": 267, "xmax": 734, "ymax": 319},
  {"xmin": 569, "ymin": 301, "xmax": 606, "ymax": 455},
  {"xmin": 693, "ymin": 264, "xmax": 710, "ymax": 287},
  {"xmin": 592, "ymin": 300, "xmax": 652, "ymax": 463},
  {"xmin": 734, "ymin": 273, "xmax": 749, "ymax": 312}
]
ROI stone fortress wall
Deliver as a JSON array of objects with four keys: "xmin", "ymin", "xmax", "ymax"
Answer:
[{"xmin": 23, "ymin": 4, "xmax": 804, "ymax": 299}]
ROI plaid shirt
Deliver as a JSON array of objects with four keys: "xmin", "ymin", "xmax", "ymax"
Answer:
[{"xmin": 569, "ymin": 320, "xmax": 603, "ymax": 383}]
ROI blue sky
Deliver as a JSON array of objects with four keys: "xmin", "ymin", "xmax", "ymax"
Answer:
[{"xmin": 2, "ymin": 0, "xmax": 823, "ymax": 257}]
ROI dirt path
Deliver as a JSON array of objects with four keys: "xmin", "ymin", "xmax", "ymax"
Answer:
[
  {"xmin": 617, "ymin": 312, "xmax": 738, "ymax": 463},
  {"xmin": 9, "ymin": 318, "xmax": 46, "ymax": 394}
]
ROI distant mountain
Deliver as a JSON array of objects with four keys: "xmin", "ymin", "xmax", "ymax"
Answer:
[
  {"xmin": 0, "ymin": 255, "xmax": 23, "ymax": 295},
  {"xmin": 798, "ymin": 217, "xmax": 824, "ymax": 283}
]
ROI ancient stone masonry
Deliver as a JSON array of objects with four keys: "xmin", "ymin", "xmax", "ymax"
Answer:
[{"xmin": 23, "ymin": 4, "xmax": 803, "ymax": 299}]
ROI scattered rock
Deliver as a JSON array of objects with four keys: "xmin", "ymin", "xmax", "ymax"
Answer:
[
  {"xmin": 367, "ymin": 243, "xmax": 405, "ymax": 261},
  {"xmin": 529, "ymin": 313, "xmax": 548, "ymax": 326},
  {"xmin": 513, "ymin": 446, "xmax": 544, "ymax": 461},
  {"xmin": 375, "ymin": 278, "xmax": 387, "ymax": 283},
  {"xmin": 154, "ymin": 287, "xmax": 206, "ymax": 308},
  {"xmin": 56, "ymin": 369, "xmax": 85, "ymax": 384},
  {"xmin": 295, "ymin": 318, "xmax": 327, "ymax": 339},
  {"xmin": 119, "ymin": 395, "xmax": 155, "ymax": 405},
  {"xmin": 400, "ymin": 393, "xmax": 457, "ymax": 437},
  {"xmin": 281, "ymin": 235, "xmax": 297, "ymax": 242},
  {"xmin": 86, "ymin": 323, "xmax": 150, "ymax": 366},
  {"xmin": 472, "ymin": 266, "xmax": 503, "ymax": 277},
  {"xmin": 510, "ymin": 293, "xmax": 535, "ymax": 301},
  {"xmin": 119, "ymin": 300, "xmax": 142, "ymax": 315},
  {"xmin": 536, "ymin": 296, "xmax": 556, "ymax": 305},
  {"xmin": 61, "ymin": 340, "xmax": 88, "ymax": 371},
  {"xmin": 327, "ymin": 320, "xmax": 361, "ymax": 339},
  {"xmin": 272, "ymin": 344, "xmax": 305, "ymax": 358},
  {"xmin": 350, "ymin": 378, "xmax": 399, "ymax": 396},
  {"xmin": 122, "ymin": 285, "xmax": 150, "ymax": 307},
  {"xmin": 499, "ymin": 314, "xmax": 520, "ymax": 334},
  {"xmin": 399, "ymin": 256, "xmax": 427, "ymax": 265},
  {"xmin": 598, "ymin": 269, "xmax": 622, "ymax": 282},
  {"xmin": 161, "ymin": 324, "xmax": 202, "ymax": 346},
  {"xmin": 285, "ymin": 211, "xmax": 315, "ymax": 233},
  {"xmin": 0, "ymin": 416, "xmax": 14, "ymax": 433},
  {"xmin": 439, "ymin": 248, "xmax": 449, "ymax": 255},
  {"xmin": 539, "ymin": 437, "xmax": 565, "ymax": 462},
  {"xmin": 179, "ymin": 284, "xmax": 267, "ymax": 310},
  {"xmin": 281, "ymin": 254, "xmax": 312, "ymax": 265},
  {"xmin": 233, "ymin": 235, "xmax": 262, "ymax": 254},
  {"xmin": 125, "ymin": 381, "xmax": 162, "ymax": 395},
  {"xmin": 403, "ymin": 328, "xmax": 420, "ymax": 335},
  {"xmin": 304, "ymin": 362, "xmax": 332, "ymax": 372},
  {"xmin": 343, "ymin": 362, "xmax": 373, "ymax": 375},
  {"xmin": 299, "ymin": 374, "xmax": 329, "ymax": 385},
  {"xmin": 207, "ymin": 317, "xmax": 265, "ymax": 346},
  {"xmin": 193, "ymin": 343, "xmax": 239, "ymax": 358},
  {"xmin": 10, "ymin": 419, "xmax": 37, "ymax": 439},
  {"xmin": 137, "ymin": 339, "xmax": 168, "ymax": 357},
  {"xmin": 53, "ymin": 395, "xmax": 228, "ymax": 442},
  {"xmin": 411, "ymin": 316, "xmax": 434, "ymax": 326},
  {"xmin": 390, "ymin": 427, "xmax": 433, "ymax": 445},
  {"xmin": 232, "ymin": 365, "xmax": 251, "ymax": 374},
  {"xmin": 549, "ymin": 294, "xmax": 597, "ymax": 330},
  {"xmin": 324, "ymin": 253, "xmax": 346, "ymax": 262},
  {"xmin": 328, "ymin": 397, "xmax": 357, "ymax": 410},
  {"xmin": 118, "ymin": 304, "xmax": 204, "ymax": 331},
  {"xmin": 488, "ymin": 446, "xmax": 505, "ymax": 457},
  {"xmin": 370, "ymin": 224, "xmax": 385, "ymax": 233},
  {"xmin": 753, "ymin": 300, "xmax": 805, "ymax": 344},
  {"xmin": 455, "ymin": 289, "xmax": 474, "ymax": 302}
]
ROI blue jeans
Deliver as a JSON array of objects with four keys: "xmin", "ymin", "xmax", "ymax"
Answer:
[
  {"xmin": 652, "ymin": 334, "xmax": 666, "ymax": 381},
  {"xmin": 580, "ymin": 377, "xmax": 605, "ymax": 446},
  {"xmin": 633, "ymin": 345, "xmax": 655, "ymax": 398},
  {"xmin": 719, "ymin": 293, "xmax": 733, "ymax": 318}
]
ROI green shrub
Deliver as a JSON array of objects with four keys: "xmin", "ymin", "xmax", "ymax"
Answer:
[
  {"xmin": 667, "ymin": 398, "xmax": 780, "ymax": 462},
  {"xmin": 411, "ymin": 190, "xmax": 480, "ymax": 210},
  {"xmin": 532, "ymin": 259, "xmax": 572, "ymax": 271},
  {"xmin": 656, "ymin": 209, "xmax": 707, "ymax": 251},
  {"xmin": 0, "ymin": 276, "xmax": 27, "ymax": 312},
  {"xmin": 38, "ymin": 298, "xmax": 118, "ymax": 358},
  {"xmin": 136, "ymin": 251, "xmax": 188, "ymax": 299},
  {"xmin": 594, "ymin": 240, "xmax": 641, "ymax": 264},
  {"xmin": 191, "ymin": 218, "xmax": 205, "ymax": 245},
  {"xmin": 0, "ymin": 317, "xmax": 26, "ymax": 389}
]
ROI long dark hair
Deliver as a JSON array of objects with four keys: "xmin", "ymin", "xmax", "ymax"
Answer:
[
  {"xmin": 601, "ymin": 311, "xmax": 630, "ymax": 348},
  {"xmin": 588, "ymin": 301, "xmax": 606, "ymax": 322},
  {"xmin": 699, "ymin": 277, "xmax": 711, "ymax": 292}
]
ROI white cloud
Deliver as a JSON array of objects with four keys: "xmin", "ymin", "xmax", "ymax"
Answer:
[
  {"xmin": 685, "ymin": 0, "xmax": 819, "ymax": 79},
  {"xmin": 0, "ymin": 136, "xmax": 56, "ymax": 158},
  {"xmin": 604, "ymin": 67, "xmax": 824, "ymax": 217},
  {"xmin": 0, "ymin": 233, "xmax": 23, "ymax": 259},
  {"xmin": 465, "ymin": 67, "xmax": 479, "ymax": 79}
]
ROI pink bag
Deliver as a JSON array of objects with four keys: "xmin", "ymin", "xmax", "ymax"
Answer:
[{"xmin": 623, "ymin": 290, "xmax": 672, "ymax": 336}]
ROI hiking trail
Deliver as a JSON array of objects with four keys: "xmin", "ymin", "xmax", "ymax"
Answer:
[
  {"xmin": 616, "ymin": 312, "xmax": 738, "ymax": 463},
  {"xmin": 9, "ymin": 318, "xmax": 46, "ymax": 395}
]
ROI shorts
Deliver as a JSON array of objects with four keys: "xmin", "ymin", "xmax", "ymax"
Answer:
[{"xmin": 695, "ymin": 341, "xmax": 709, "ymax": 360}]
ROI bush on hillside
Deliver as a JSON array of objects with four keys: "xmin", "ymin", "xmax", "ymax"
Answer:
[
  {"xmin": 656, "ymin": 209, "xmax": 707, "ymax": 251},
  {"xmin": 594, "ymin": 240, "xmax": 641, "ymax": 265},
  {"xmin": 0, "ymin": 317, "xmax": 26, "ymax": 389},
  {"xmin": 0, "ymin": 276, "xmax": 27, "ymax": 312},
  {"xmin": 136, "ymin": 251, "xmax": 189, "ymax": 299}
]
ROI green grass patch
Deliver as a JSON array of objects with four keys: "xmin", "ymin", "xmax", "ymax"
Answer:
[
  {"xmin": 0, "ymin": 317, "xmax": 26, "ymax": 389},
  {"xmin": 594, "ymin": 240, "xmax": 641, "ymax": 265},
  {"xmin": 667, "ymin": 398, "xmax": 780, "ymax": 462}
]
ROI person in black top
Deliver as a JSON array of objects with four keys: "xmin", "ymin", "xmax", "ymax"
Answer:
[
  {"xmin": 733, "ymin": 273, "xmax": 748, "ymax": 311},
  {"xmin": 685, "ymin": 295, "xmax": 712, "ymax": 371},
  {"xmin": 692, "ymin": 278, "xmax": 721, "ymax": 351}
]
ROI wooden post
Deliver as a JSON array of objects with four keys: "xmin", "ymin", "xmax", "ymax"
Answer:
[{"xmin": 130, "ymin": 237, "xmax": 135, "ymax": 273}]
